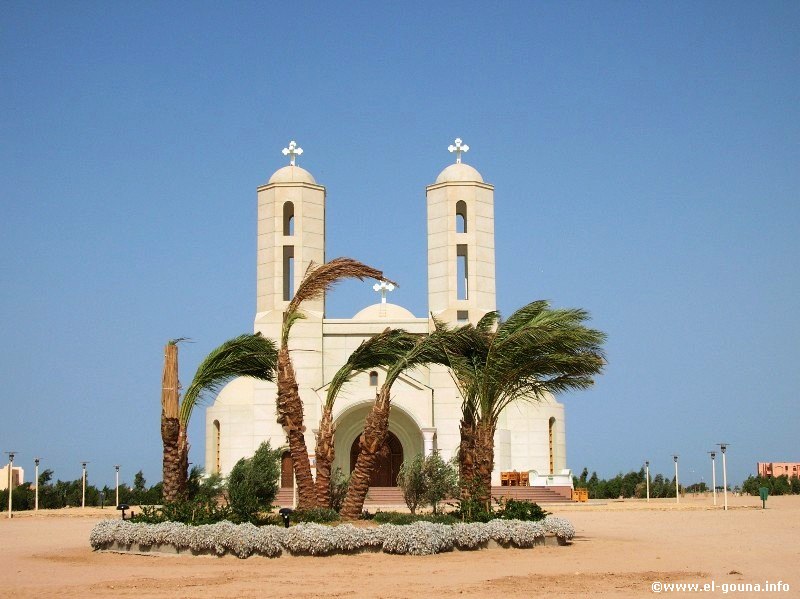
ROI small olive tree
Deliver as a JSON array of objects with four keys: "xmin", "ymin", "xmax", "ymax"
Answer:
[
  {"xmin": 397, "ymin": 454, "xmax": 427, "ymax": 514},
  {"xmin": 423, "ymin": 452, "xmax": 459, "ymax": 514},
  {"xmin": 397, "ymin": 453, "xmax": 459, "ymax": 515}
]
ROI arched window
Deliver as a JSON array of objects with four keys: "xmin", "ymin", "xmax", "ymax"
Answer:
[
  {"xmin": 456, "ymin": 244, "xmax": 468, "ymax": 300},
  {"xmin": 455, "ymin": 200, "xmax": 467, "ymax": 233},
  {"xmin": 283, "ymin": 202, "xmax": 295, "ymax": 236},
  {"xmin": 283, "ymin": 246, "xmax": 294, "ymax": 301},
  {"xmin": 548, "ymin": 417, "xmax": 556, "ymax": 474},
  {"xmin": 213, "ymin": 420, "xmax": 221, "ymax": 474},
  {"xmin": 369, "ymin": 371, "xmax": 378, "ymax": 386}
]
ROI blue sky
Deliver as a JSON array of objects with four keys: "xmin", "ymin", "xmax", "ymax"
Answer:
[{"xmin": 2, "ymin": 2, "xmax": 798, "ymax": 490}]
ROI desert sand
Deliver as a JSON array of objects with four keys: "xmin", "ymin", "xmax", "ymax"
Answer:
[{"xmin": 1, "ymin": 494, "xmax": 798, "ymax": 598}]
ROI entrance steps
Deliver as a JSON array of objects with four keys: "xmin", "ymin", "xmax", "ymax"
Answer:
[{"xmin": 274, "ymin": 484, "xmax": 572, "ymax": 509}]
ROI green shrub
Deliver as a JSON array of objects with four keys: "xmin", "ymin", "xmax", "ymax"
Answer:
[
  {"xmin": 227, "ymin": 441, "xmax": 281, "ymax": 523},
  {"xmin": 372, "ymin": 511, "xmax": 459, "ymax": 525},
  {"xmin": 291, "ymin": 507, "xmax": 340, "ymax": 524},
  {"xmin": 449, "ymin": 478, "xmax": 494, "ymax": 522},
  {"xmin": 132, "ymin": 498, "xmax": 236, "ymax": 525},
  {"xmin": 494, "ymin": 498, "xmax": 549, "ymax": 521},
  {"xmin": 329, "ymin": 468, "xmax": 349, "ymax": 513}
]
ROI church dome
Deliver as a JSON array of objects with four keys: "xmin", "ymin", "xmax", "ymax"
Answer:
[
  {"xmin": 352, "ymin": 303, "xmax": 417, "ymax": 320},
  {"xmin": 268, "ymin": 165, "xmax": 317, "ymax": 184},
  {"xmin": 435, "ymin": 162, "xmax": 483, "ymax": 184}
]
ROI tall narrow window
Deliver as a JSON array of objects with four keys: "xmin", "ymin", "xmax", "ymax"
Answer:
[
  {"xmin": 213, "ymin": 420, "xmax": 221, "ymax": 474},
  {"xmin": 456, "ymin": 244, "xmax": 468, "ymax": 300},
  {"xmin": 455, "ymin": 200, "xmax": 467, "ymax": 233},
  {"xmin": 548, "ymin": 417, "xmax": 556, "ymax": 474},
  {"xmin": 283, "ymin": 246, "xmax": 295, "ymax": 301},
  {"xmin": 369, "ymin": 371, "xmax": 378, "ymax": 386},
  {"xmin": 283, "ymin": 202, "xmax": 294, "ymax": 236}
]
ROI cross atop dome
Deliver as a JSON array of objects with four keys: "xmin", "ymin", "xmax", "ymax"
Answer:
[
  {"xmin": 282, "ymin": 140, "xmax": 303, "ymax": 166},
  {"xmin": 448, "ymin": 138, "xmax": 469, "ymax": 164},
  {"xmin": 373, "ymin": 280, "xmax": 395, "ymax": 304}
]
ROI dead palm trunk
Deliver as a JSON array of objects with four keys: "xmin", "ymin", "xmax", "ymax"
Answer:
[
  {"xmin": 340, "ymin": 387, "xmax": 390, "ymax": 519},
  {"xmin": 313, "ymin": 407, "xmax": 335, "ymax": 507},
  {"xmin": 276, "ymin": 346, "xmax": 317, "ymax": 509},
  {"xmin": 161, "ymin": 342, "xmax": 182, "ymax": 503}
]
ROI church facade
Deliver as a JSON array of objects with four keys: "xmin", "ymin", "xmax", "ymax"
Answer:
[{"xmin": 205, "ymin": 141, "xmax": 570, "ymax": 490}]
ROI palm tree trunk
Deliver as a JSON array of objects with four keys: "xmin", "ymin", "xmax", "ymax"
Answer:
[
  {"xmin": 276, "ymin": 347, "xmax": 317, "ymax": 509},
  {"xmin": 177, "ymin": 426, "xmax": 189, "ymax": 500},
  {"xmin": 161, "ymin": 342, "xmax": 181, "ymax": 503},
  {"xmin": 313, "ymin": 407, "xmax": 335, "ymax": 508},
  {"xmin": 458, "ymin": 419, "xmax": 477, "ymax": 499},
  {"xmin": 474, "ymin": 421, "xmax": 496, "ymax": 509},
  {"xmin": 340, "ymin": 388, "xmax": 389, "ymax": 519}
]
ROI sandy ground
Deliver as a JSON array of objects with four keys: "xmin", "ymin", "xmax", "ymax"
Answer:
[{"xmin": 1, "ymin": 494, "xmax": 798, "ymax": 598}]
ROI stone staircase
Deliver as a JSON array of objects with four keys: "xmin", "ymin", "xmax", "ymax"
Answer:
[{"xmin": 274, "ymin": 485, "xmax": 572, "ymax": 509}]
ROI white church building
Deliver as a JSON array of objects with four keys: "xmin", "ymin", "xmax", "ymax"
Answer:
[{"xmin": 205, "ymin": 140, "xmax": 572, "ymax": 494}]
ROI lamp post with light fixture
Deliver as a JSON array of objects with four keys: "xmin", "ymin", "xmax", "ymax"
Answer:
[
  {"xmin": 645, "ymin": 461, "xmax": 650, "ymax": 502},
  {"xmin": 673, "ymin": 455, "xmax": 680, "ymax": 503},
  {"xmin": 718, "ymin": 443, "xmax": 729, "ymax": 511},
  {"xmin": 115, "ymin": 465, "xmax": 120, "ymax": 507},
  {"xmin": 708, "ymin": 451, "xmax": 717, "ymax": 506},
  {"xmin": 81, "ymin": 462, "xmax": 88, "ymax": 509},
  {"xmin": 5, "ymin": 452, "xmax": 16, "ymax": 518},
  {"xmin": 34, "ymin": 458, "xmax": 40, "ymax": 511}
]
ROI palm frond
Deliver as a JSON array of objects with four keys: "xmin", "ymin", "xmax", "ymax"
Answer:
[
  {"xmin": 325, "ymin": 329, "xmax": 417, "ymax": 410},
  {"xmin": 282, "ymin": 257, "xmax": 396, "ymax": 343},
  {"xmin": 179, "ymin": 333, "xmax": 278, "ymax": 426},
  {"xmin": 434, "ymin": 299, "xmax": 606, "ymax": 428}
]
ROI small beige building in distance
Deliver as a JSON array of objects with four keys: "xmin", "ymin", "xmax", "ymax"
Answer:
[
  {"xmin": 0, "ymin": 464, "xmax": 24, "ymax": 491},
  {"xmin": 205, "ymin": 140, "xmax": 571, "ymax": 492}
]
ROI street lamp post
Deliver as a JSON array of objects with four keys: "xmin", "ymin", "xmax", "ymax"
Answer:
[
  {"xmin": 673, "ymin": 455, "xmax": 680, "ymax": 504},
  {"xmin": 115, "ymin": 465, "xmax": 120, "ymax": 507},
  {"xmin": 709, "ymin": 451, "xmax": 717, "ymax": 506},
  {"xmin": 719, "ymin": 443, "xmax": 729, "ymax": 511},
  {"xmin": 34, "ymin": 458, "xmax": 40, "ymax": 511},
  {"xmin": 5, "ymin": 452, "xmax": 16, "ymax": 518},
  {"xmin": 645, "ymin": 461, "xmax": 650, "ymax": 502},
  {"xmin": 81, "ymin": 462, "xmax": 88, "ymax": 509}
]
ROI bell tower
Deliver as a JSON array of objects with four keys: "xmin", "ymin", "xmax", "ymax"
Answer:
[
  {"xmin": 426, "ymin": 138, "xmax": 496, "ymax": 325},
  {"xmin": 254, "ymin": 141, "xmax": 325, "ymax": 386}
]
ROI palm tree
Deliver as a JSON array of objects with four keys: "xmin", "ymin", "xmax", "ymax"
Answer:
[
  {"xmin": 163, "ymin": 333, "xmax": 278, "ymax": 501},
  {"xmin": 314, "ymin": 329, "xmax": 416, "ymax": 507},
  {"xmin": 340, "ymin": 334, "xmax": 439, "ymax": 519},
  {"xmin": 278, "ymin": 258, "xmax": 393, "ymax": 509},
  {"xmin": 161, "ymin": 340, "xmax": 183, "ymax": 503},
  {"xmin": 434, "ymin": 300, "xmax": 606, "ymax": 507}
]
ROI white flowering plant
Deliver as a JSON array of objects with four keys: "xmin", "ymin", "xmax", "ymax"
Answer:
[{"xmin": 90, "ymin": 515, "xmax": 574, "ymax": 558}]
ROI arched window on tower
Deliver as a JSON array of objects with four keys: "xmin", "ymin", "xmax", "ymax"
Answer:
[
  {"xmin": 369, "ymin": 371, "xmax": 378, "ymax": 386},
  {"xmin": 213, "ymin": 420, "xmax": 221, "ymax": 474},
  {"xmin": 283, "ymin": 202, "xmax": 295, "ymax": 236},
  {"xmin": 283, "ymin": 245, "xmax": 295, "ymax": 301},
  {"xmin": 548, "ymin": 417, "xmax": 556, "ymax": 474},
  {"xmin": 457, "ymin": 244, "xmax": 469, "ymax": 300},
  {"xmin": 455, "ymin": 200, "xmax": 467, "ymax": 233}
]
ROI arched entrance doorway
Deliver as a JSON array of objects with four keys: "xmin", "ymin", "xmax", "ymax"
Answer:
[{"xmin": 349, "ymin": 431, "xmax": 403, "ymax": 487}]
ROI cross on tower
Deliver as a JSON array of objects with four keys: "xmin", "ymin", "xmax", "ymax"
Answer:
[
  {"xmin": 448, "ymin": 138, "xmax": 469, "ymax": 163},
  {"xmin": 282, "ymin": 140, "xmax": 303, "ymax": 166},
  {"xmin": 373, "ymin": 280, "xmax": 395, "ymax": 304}
]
